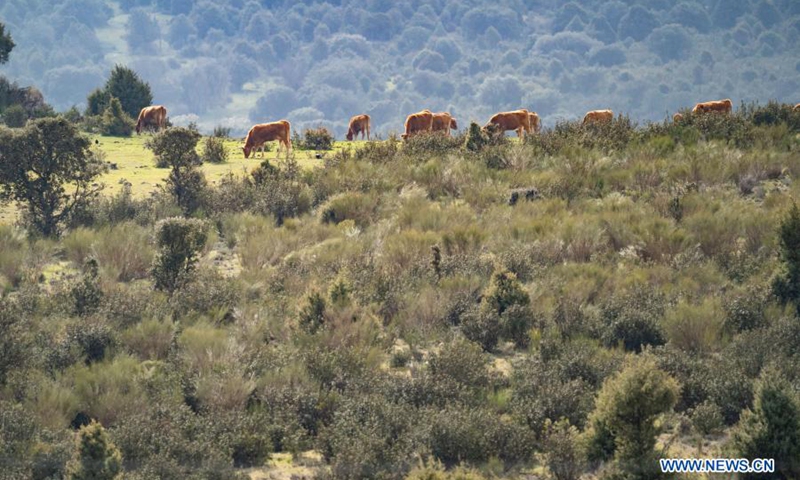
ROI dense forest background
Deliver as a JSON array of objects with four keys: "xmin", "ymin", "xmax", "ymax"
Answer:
[{"xmin": 1, "ymin": 0, "xmax": 799, "ymax": 136}]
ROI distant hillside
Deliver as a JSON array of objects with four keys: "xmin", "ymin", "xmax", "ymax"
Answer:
[{"xmin": 1, "ymin": 0, "xmax": 799, "ymax": 135}]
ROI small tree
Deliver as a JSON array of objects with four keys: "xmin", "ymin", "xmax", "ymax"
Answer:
[
  {"xmin": 730, "ymin": 368, "xmax": 800, "ymax": 479},
  {"xmin": 105, "ymin": 65, "xmax": 153, "ymax": 119},
  {"xmin": 585, "ymin": 357, "xmax": 679, "ymax": 479},
  {"xmin": 66, "ymin": 420, "xmax": 122, "ymax": 480},
  {"xmin": 151, "ymin": 217, "xmax": 208, "ymax": 293},
  {"xmin": 85, "ymin": 88, "xmax": 110, "ymax": 117},
  {"xmin": 0, "ymin": 117, "xmax": 105, "ymax": 237},
  {"xmin": 146, "ymin": 127, "xmax": 207, "ymax": 214},
  {"xmin": 201, "ymin": 136, "xmax": 228, "ymax": 164},
  {"xmin": 773, "ymin": 201, "xmax": 800, "ymax": 312},
  {"xmin": 100, "ymin": 97, "xmax": 134, "ymax": 136},
  {"xmin": 543, "ymin": 419, "xmax": 586, "ymax": 480},
  {"xmin": 2, "ymin": 104, "xmax": 26, "ymax": 127},
  {"xmin": 0, "ymin": 23, "xmax": 14, "ymax": 65},
  {"xmin": 482, "ymin": 267, "xmax": 533, "ymax": 348}
]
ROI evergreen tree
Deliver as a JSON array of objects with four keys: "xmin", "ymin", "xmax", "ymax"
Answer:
[
  {"xmin": 773, "ymin": 201, "xmax": 800, "ymax": 312},
  {"xmin": 585, "ymin": 357, "xmax": 679, "ymax": 479},
  {"xmin": 730, "ymin": 368, "xmax": 800, "ymax": 479},
  {"xmin": 0, "ymin": 23, "xmax": 14, "ymax": 65},
  {"xmin": 100, "ymin": 97, "xmax": 134, "ymax": 136},
  {"xmin": 66, "ymin": 421, "xmax": 122, "ymax": 480},
  {"xmin": 104, "ymin": 65, "xmax": 153, "ymax": 119}
]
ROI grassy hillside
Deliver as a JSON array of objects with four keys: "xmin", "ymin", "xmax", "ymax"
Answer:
[{"xmin": 2, "ymin": 108, "xmax": 800, "ymax": 479}]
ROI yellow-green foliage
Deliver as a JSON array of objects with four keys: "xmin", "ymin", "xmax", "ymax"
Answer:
[{"xmin": 663, "ymin": 298, "xmax": 726, "ymax": 353}]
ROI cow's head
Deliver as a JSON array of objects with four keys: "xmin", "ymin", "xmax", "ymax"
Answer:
[
  {"xmin": 346, "ymin": 130, "xmax": 354, "ymax": 141},
  {"xmin": 450, "ymin": 118, "xmax": 458, "ymax": 130},
  {"xmin": 242, "ymin": 145, "xmax": 251, "ymax": 159}
]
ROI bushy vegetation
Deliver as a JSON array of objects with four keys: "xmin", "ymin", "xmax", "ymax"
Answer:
[{"xmin": 1, "ymin": 103, "xmax": 800, "ymax": 479}]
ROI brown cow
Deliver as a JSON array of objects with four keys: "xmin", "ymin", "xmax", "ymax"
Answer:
[
  {"xmin": 242, "ymin": 120, "xmax": 292, "ymax": 159},
  {"xmin": 401, "ymin": 109, "xmax": 434, "ymax": 140},
  {"xmin": 135, "ymin": 105, "xmax": 167, "ymax": 134},
  {"xmin": 431, "ymin": 112, "xmax": 458, "ymax": 136},
  {"xmin": 528, "ymin": 112, "xmax": 541, "ymax": 134},
  {"xmin": 794, "ymin": 103, "xmax": 800, "ymax": 112},
  {"xmin": 346, "ymin": 114, "xmax": 371, "ymax": 141},
  {"xmin": 673, "ymin": 113, "xmax": 684, "ymax": 123},
  {"xmin": 484, "ymin": 109, "xmax": 531, "ymax": 138},
  {"xmin": 692, "ymin": 99, "xmax": 732, "ymax": 115},
  {"xmin": 583, "ymin": 109, "xmax": 613, "ymax": 124}
]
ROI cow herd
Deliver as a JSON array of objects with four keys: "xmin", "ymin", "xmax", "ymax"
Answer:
[{"xmin": 134, "ymin": 100, "xmax": 800, "ymax": 158}]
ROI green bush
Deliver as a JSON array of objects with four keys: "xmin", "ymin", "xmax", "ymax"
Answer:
[
  {"xmin": 773, "ymin": 202, "xmax": 800, "ymax": 312},
  {"xmin": 201, "ymin": 135, "xmax": 228, "ymax": 164},
  {"xmin": 729, "ymin": 368, "xmax": 800, "ymax": 479},
  {"xmin": 299, "ymin": 126, "xmax": 335, "ymax": 150},
  {"xmin": 319, "ymin": 191, "xmax": 378, "ymax": 228},
  {"xmin": 70, "ymin": 259, "xmax": 103, "ymax": 317},
  {"xmin": 585, "ymin": 357, "xmax": 679, "ymax": 479},
  {"xmin": 298, "ymin": 291, "xmax": 327, "ymax": 333},
  {"xmin": 66, "ymin": 420, "xmax": 122, "ymax": 480},
  {"xmin": 251, "ymin": 158, "xmax": 311, "ymax": 225},
  {"xmin": 151, "ymin": 217, "xmax": 208, "ymax": 293},
  {"xmin": 542, "ymin": 419, "xmax": 586, "ymax": 480},
  {"xmin": 690, "ymin": 400, "xmax": 723, "ymax": 435},
  {"xmin": 3, "ymin": 103, "xmax": 26, "ymax": 127},
  {"xmin": 599, "ymin": 287, "xmax": 666, "ymax": 352},
  {"xmin": 99, "ymin": 97, "xmax": 134, "ymax": 137}
]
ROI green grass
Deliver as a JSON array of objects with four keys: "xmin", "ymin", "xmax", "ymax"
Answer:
[{"xmin": 93, "ymin": 134, "xmax": 363, "ymax": 198}]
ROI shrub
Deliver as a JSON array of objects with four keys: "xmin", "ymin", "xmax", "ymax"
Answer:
[
  {"xmin": 3, "ymin": 103, "xmax": 26, "ymax": 127},
  {"xmin": 477, "ymin": 267, "xmax": 534, "ymax": 348},
  {"xmin": 251, "ymin": 158, "xmax": 311, "ymax": 225},
  {"xmin": 70, "ymin": 259, "xmax": 103, "ymax": 317},
  {"xmin": 66, "ymin": 420, "xmax": 122, "ymax": 480},
  {"xmin": 151, "ymin": 217, "xmax": 208, "ymax": 293},
  {"xmin": 729, "ymin": 368, "xmax": 800, "ymax": 479},
  {"xmin": 599, "ymin": 286, "xmax": 666, "ymax": 352},
  {"xmin": 298, "ymin": 291, "xmax": 327, "ymax": 333},
  {"xmin": 99, "ymin": 97, "xmax": 134, "ymax": 137},
  {"xmin": 543, "ymin": 419, "xmax": 586, "ymax": 480},
  {"xmin": 319, "ymin": 191, "xmax": 378, "ymax": 228},
  {"xmin": 663, "ymin": 298, "xmax": 725, "ymax": 353},
  {"xmin": 200, "ymin": 136, "xmax": 228, "ymax": 164},
  {"xmin": 773, "ymin": 201, "xmax": 800, "ymax": 312},
  {"xmin": 322, "ymin": 395, "xmax": 420, "ymax": 479},
  {"xmin": 585, "ymin": 357, "xmax": 679, "ymax": 479},
  {"xmin": 92, "ymin": 222, "xmax": 154, "ymax": 282},
  {"xmin": 460, "ymin": 308, "xmax": 501, "ymax": 352},
  {"xmin": 300, "ymin": 126, "xmax": 334, "ymax": 150},
  {"xmin": 0, "ymin": 299, "xmax": 29, "ymax": 385},
  {"xmin": 403, "ymin": 131, "xmax": 463, "ymax": 157},
  {"xmin": 120, "ymin": 318, "xmax": 175, "ymax": 361},
  {"xmin": 146, "ymin": 128, "xmax": 207, "ymax": 214},
  {"xmin": 690, "ymin": 400, "xmax": 723, "ymax": 435},
  {"xmin": 428, "ymin": 338, "xmax": 490, "ymax": 390},
  {"xmin": 169, "ymin": 268, "xmax": 240, "ymax": 321}
]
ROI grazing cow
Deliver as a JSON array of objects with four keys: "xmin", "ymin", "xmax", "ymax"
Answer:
[
  {"xmin": 673, "ymin": 113, "xmax": 684, "ymax": 123},
  {"xmin": 484, "ymin": 109, "xmax": 531, "ymax": 139},
  {"xmin": 528, "ymin": 112, "xmax": 541, "ymax": 134},
  {"xmin": 346, "ymin": 114, "xmax": 371, "ymax": 141},
  {"xmin": 135, "ymin": 105, "xmax": 167, "ymax": 134},
  {"xmin": 432, "ymin": 112, "xmax": 458, "ymax": 136},
  {"xmin": 692, "ymin": 99, "xmax": 732, "ymax": 115},
  {"xmin": 401, "ymin": 109, "xmax": 434, "ymax": 140},
  {"xmin": 242, "ymin": 120, "xmax": 292, "ymax": 159},
  {"xmin": 583, "ymin": 109, "xmax": 614, "ymax": 124}
]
